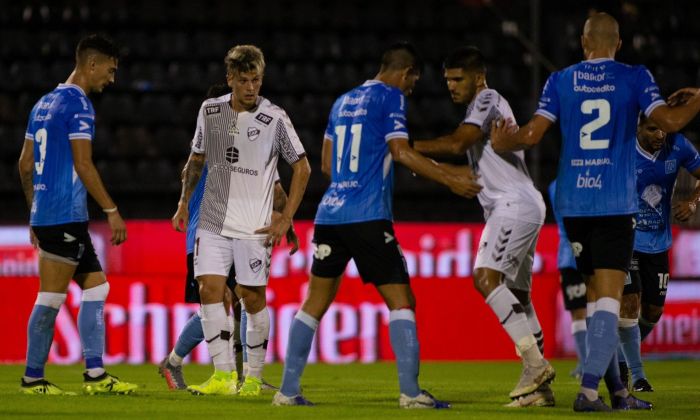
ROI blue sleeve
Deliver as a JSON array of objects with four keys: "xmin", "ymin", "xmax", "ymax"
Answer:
[
  {"xmin": 383, "ymin": 89, "xmax": 409, "ymax": 142},
  {"xmin": 635, "ymin": 66, "xmax": 665, "ymax": 117},
  {"xmin": 24, "ymin": 105, "xmax": 38, "ymax": 140},
  {"xmin": 534, "ymin": 72, "xmax": 560, "ymax": 122},
  {"xmin": 678, "ymin": 134, "xmax": 700, "ymax": 173},
  {"xmin": 324, "ymin": 99, "xmax": 339, "ymax": 141},
  {"xmin": 67, "ymin": 99, "xmax": 95, "ymax": 141}
]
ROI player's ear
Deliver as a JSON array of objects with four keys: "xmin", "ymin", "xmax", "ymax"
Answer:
[
  {"xmin": 616, "ymin": 39, "xmax": 622, "ymax": 52},
  {"xmin": 226, "ymin": 71, "xmax": 234, "ymax": 88}
]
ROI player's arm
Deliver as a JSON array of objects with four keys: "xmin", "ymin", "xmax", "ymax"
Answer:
[
  {"xmin": 389, "ymin": 138, "xmax": 481, "ymax": 198},
  {"xmin": 414, "ymin": 124, "xmax": 484, "ymax": 158},
  {"xmin": 273, "ymin": 181, "xmax": 299, "ymax": 255},
  {"xmin": 71, "ymin": 139, "xmax": 126, "ymax": 245},
  {"xmin": 490, "ymin": 115, "xmax": 553, "ymax": 153},
  {"xmin": 172, "ymin": 151, "xmax": 205, "ymax": 232},
  {"xmin": 650, "ymin": 88, "xmax": 700, "ymax": 133},
  {"xmin": 673, "ymin": 170, "xmax": 700, "ymax": 222},
  {"xmin": 18, "ymin": 138, "xmax": 34, "ymax": 211},
  {"xmin": 321, "ymin": 137, "xmax": 332, "ymax": 179}
]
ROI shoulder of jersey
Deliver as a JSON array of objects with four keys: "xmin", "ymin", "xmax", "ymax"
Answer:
[
  {"xmin": 256, "ymin": 97, "xmax": 288, "ymax": 122},
  {"xmin": 474, "ymin": 88, "xmax": 499, "ymax": 111}
]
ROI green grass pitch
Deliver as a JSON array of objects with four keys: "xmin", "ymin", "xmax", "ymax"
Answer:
[{"xmin": 1, "ymin": 360, "xmax": 698, "ymax": 419}]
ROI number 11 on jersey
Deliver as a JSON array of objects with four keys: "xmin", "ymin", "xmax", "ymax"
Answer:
[{"xmin": 335, "ymin": 124, "xmax": 362, "ymax": 173}]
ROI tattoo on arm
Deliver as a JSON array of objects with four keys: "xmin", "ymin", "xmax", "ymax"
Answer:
[{"xmin": 180, "ymin": 153, "xmax": 205, "ymax": 204}]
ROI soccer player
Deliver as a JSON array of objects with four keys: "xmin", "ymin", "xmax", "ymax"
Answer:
[
  {"xmin": 616, "ymin": 113, "xmax": 700, "ymax": 392},
  {"xmin": 274, "ymin": 42, "xmax": 481, "ymax": 409},
  {"xmin": 548, "ymin": 181, "xmax": 588, "ymax": 379},
  {"xmin": 491, "ymin": 12, "xmax": 700, "ymax": 411},
  {"xmin": 171, "ymin": 45, "xmax": 310, "ymax": 396},
  {"xmin": 17, "ymin": 34, "xmax": 137, "ymax": 395},
  {"xmin": 411, "ymin": 46, "xmax": 554, "ymax": 407}
]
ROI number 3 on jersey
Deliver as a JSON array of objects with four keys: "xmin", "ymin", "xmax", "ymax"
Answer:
[
  {"xmin": 580, "ymin": 99, "xmax": 610, "ymax": 150},
  {"xmin": 335, "ymin": 124, "xmax": 362, "ymax": 173},
  {"xmin": 35, "ymin": 128, "xmax": 48, "ymax": 175}
]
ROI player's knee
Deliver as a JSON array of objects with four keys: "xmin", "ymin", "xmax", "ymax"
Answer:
[
  {"xmin": 241, "ymin": 286, "xmax": 267, "ymax": 312},
  {"xmin": 36, "ymin": 291, "xmax": 67, "ymax": 309},
  {"xmin": 620, "ymin": 293, "xmax": 640, "ymax": 318},
  {"xmin": 473, "ymin": 268, "xmax": 499, "ymax": 297},
  {"xmin": 82, "ymin": 282, "xmax": 110, "ymax": 301}
]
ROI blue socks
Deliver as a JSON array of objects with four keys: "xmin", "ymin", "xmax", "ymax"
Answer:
[
  {"xmin": 389, "ymin": 309, "xmax": 420, "ymax": 398},
  {"xmin": 619, "ymin": 318, "xmax": 646, "ymax": 383},
  {"xmin": 174, "ymin": 312, "xmax": 204, "ymax": 358},
  {"xmin": 79, "ymin": 283, "xmax": 110, "ymax": 376},
  {"xmin": 280, "ymin": 311, "xmax": 318, "ymax": 397},
  {"xmin": 572, "ymin": 319, "xmax": 587, "ymax": 368},
  {"xmin": 581, "ymin": 298, "xmax": 620, "ymax": 396},
  {"xmin": 24, "ymin": 292, "xmax": 66, "ymax": 379}
]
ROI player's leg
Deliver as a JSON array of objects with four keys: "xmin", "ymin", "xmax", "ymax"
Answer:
[
  {"xmin": 559, "ymin": 268, "xmax": 587, "ymax": 377},
  {"xmin": 160, "ymin": 253, "xmax": 202, "ymax": 390},
  {"xmin": 187, "ymin": 229, "xmax": 236, "ymax": 395},
  {"xmin": 275, "ymin": 224, "xmax": 348, "ymax": 406},
  {"xmin": 617, "ymin": 257, "xmax": 643, "ymax": 391}
]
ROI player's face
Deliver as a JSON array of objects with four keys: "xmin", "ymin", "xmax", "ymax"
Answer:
[
  {"xmin": 229, "ymin": 70, "xmax": 263, "ymax": 110},
  {"xmin": 444, "ymin": 68, "xmax": 476, "ymax": 105},
  {"xmin": 89, "ymin": 56, "xmax": 118, "ymax": 93},
  {"xmin": 399, "ymin": 70, "xmax": 420, "ymax": 96},
  {"xmin": 637, "ymin": 120, "xmax": 667, "ymax": 152}
]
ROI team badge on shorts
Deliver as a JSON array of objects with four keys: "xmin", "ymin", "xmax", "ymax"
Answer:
[{"xmin": 249, "ymin": 258, "xmax": 262, "ymax": 273}]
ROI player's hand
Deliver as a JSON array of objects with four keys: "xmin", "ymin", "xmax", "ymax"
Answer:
[
  {"xmin": 668, "ymin": 87, "xmax": 700, "ymax": 107},
  {"xmin": 286, "ymin": 225, "xmax": 300, "ymax": 255},
  {"xmin": 441, "ymin": 163, "xmax": 482, "ymax": 198},
  {"xmin": 29, "ymin": 228, "xmax": 38, "ymax": 250},
  {"xmin": 107, "ymin": 211, "xmax": 127, "ymax": 245},
  {"xmin": 490, "ymin": 118, "xmax": 518, "ymax": 153},
  {"xmin": 673, "ymin": 200, "xmax": 697, "ymax": 222},
  {"xmin": 171, "ymin": 202, "xmax": 189, "ymax": 232},
  {"xmin": 255, "ymin": 211, "xmax": 291, "ymax": 247}
]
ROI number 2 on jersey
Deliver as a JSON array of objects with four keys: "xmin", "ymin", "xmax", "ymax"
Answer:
[
  {"xmin": 580, "ymin": 99, "xmax": 610, "ymax": 150},
  {"xmin": 35, "ymin": 128, "xmax": 48, "ymax": 175},
  {"xmin": 335, "ymin": 124, "xmax": 362, "ymax": 173}
]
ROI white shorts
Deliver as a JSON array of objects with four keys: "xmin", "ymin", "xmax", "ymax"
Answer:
[
  {"xmin": 474, "ymin": 215, "xmax": 541, "ymax": 290},
  {"xmin": 194, "ymin": 229, "xmax": 271, "ymax": 287}
]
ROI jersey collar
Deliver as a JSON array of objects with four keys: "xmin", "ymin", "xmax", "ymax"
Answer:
[
  {"xmin": 583, "ymin": 58, "xmax": 615, "ymax": 64},
  {"xmin": 362, "ymin": 80, "xmax": 383, "ymax": 87},
  {"xmin": 56, "ymin": 83, "xmax": 87, "ymax": 97},
  {"xmin": 636, "ymin": 138, "xmax": 660, "ymax": 161}
]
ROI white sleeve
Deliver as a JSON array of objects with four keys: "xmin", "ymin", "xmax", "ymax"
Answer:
[
  {"xmin": 190, "ymin": 104, "xmax": 206, "ymax": 154},
  {"xmin": 274, "ymin": 112, "xmax": 306, "ymax": 164},
  {"xmin": 463, "ymin": 90, "xmax": 496, "ymax": 128}
]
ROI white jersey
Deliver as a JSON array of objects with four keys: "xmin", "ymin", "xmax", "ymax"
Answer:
[
  {"xmin": 463, "ymin": 88, "xmax": 545, "ymax": 224},
  {"xmin": 191, "ymin": 94, "xmax": 305, "ymax": 239}
]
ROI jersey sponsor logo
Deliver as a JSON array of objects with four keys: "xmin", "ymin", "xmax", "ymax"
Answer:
[
  {"xmin": 249, "ymin": 258, "xmax": 262, "ymax": 273},
  {"xmin": 79, "ymin": 97, "xmax": 89, "ymax": 111},
  {"xmin": 320, "ymin": 195, "xmax": 345, "ymax": 208},
  {"xmin": 338, "ymin": 108, "xmax": 367, "ymax": 118},
  {"xmin": 576, "ymin": 171, "xmax": 602, "ymax": 189},
  {"xmin": 74, "ymin": 113, "xmax": 94, "ymax": 119},
  {"xmin": 33, "ymin": 114, "xmax": 52, "ymax": 122},
  {"xmin": 205, "ymin": 105, "xmax": 221, "ymax": 116},
  {"xmin": 565, "ymin": 283, "xmax": 586, "ymax": 301},
  {"xmin": 313, "ymin": 243, "xmax": 332, "ymax": 260},
  {"xmin": 571, "ymin": 159, "xmax": 584, "ymax": 167},
  {"xmin": 78, "ymin": 120, "xmax": 91, "ymax": 131},
  {"xmin": 255, "ymin": 113, "xmax": 273, "ymax": 125},
  {"xmin": 225, "ymin": 146, "xmax": 239, "ymax": 163},
  {"xmin": 247, "ymin": 127, "xmax": 260, "ymax": 141},
  {"xmin": 33, "ymin": 184, "xmax": 47, "ymax": 191},
  {"xmin": 665, "ymin": 159, "xmax": 677, "ymax": 174},
  {"xmin": 571, "ymin": 242, "xmax": 583, "ymax": 257}
]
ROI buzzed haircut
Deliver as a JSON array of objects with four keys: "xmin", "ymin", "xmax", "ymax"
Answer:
[
  {"xmin": 443, "ymin": 46, "xmax": 486, "ymax": 74},
  {"xmin": 583, "ymin": 12, "xmax": 620, "ymax": 49},
  {"xmin": 225, "ymin": 45, "xmax": 265, "ymax": 75},
  {"xmin": 379, "ymin": 42, "xmax": 423, "ymax": 75},
  {"xmin": 76, "ymin": 34, "xmax": 120, "ymax": 62}
]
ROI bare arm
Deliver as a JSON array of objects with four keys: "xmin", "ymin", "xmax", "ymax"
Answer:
[
  {"xmin": 71, "ymin": 139, "xmax": 126, "ymax": 245},
  {"xmin": 490, "ymin": 115, "xmax": 553, "ymax": 153},
  {"xmin": 18, "ymin": 139, "xmax": 34, "ymax": 211},
  {"xmin": 171, "ymin": 152, "xmax": 205, "ymax": 232},
  {"xmin": 321, "ymin": 138, "xmax": 332, "ymax": 179},
  {"xmin": 650, "ymin": 88, "xmax": 700, "ymax": 133},
  {"xmin": 674, "ymin": 170, "xmax": 700, "ymax": 221},
  {"xmin": 389, "ymin": 138, "xmax": 481, "ymax": 198},
  {"xmin": 272, "ymin": 181, "xmax": 299, "ymax": 254},
  {"xmin": 413, "ymin": 124, "xmax": 483, "ymax": 158}
]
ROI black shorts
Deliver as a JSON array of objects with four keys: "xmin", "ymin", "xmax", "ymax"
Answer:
[
  {"xmin": 560, "ymin": 267, "xmax": 587, "ymax": 311},
  {"xmin": 311, "ymin": 220, "xmax": 409, "ymax": 286},
  {"xmin": 625, "ymin": 250, "xmax": 669, "ymax": 307},
  {"xmin": 32, "ymin": 222, "xmax": 102, "ymax": 274},
  {"xmin": 563, "ymin": 215, "xmax": 635, "ymax": 275},
  {"xmin": 184, "ymin": 253, "xmax": 237, "ymax": 303}
]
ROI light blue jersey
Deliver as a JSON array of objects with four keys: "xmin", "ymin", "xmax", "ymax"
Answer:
[
  {"xmin": 548, "ymin": 181, "xmax": 577, "ymax": 269},
  {"xmin": 314, "ymin": 80, "xmax": 409, "ymax": 225},
  {"xmin": 186, "ymin": 166, "xmax": 208, "ymax": 254},
  {"xmin": 536, "ymin": 59, "xmax": 665, "ymax": 217},
  {"xmin": 25, "ymin": 84, "xmax": 95, "ymax": 226},
  {"xmin": 634, "ymin": 133, "xmax": 700, "ymax": 253}
]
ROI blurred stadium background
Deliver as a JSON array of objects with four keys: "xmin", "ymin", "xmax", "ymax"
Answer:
[{"xmin": 1, "ymin": 0, "xmax": 700, "ymax": 366}]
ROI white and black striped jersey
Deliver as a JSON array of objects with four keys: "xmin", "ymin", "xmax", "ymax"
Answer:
[
  {"xmin": 463, "ymin": 88, "xmax": 544, "ymax": 224},
  {"xmin": 191, "ymin": 94, "xmax": 305, "ymax": 239}
]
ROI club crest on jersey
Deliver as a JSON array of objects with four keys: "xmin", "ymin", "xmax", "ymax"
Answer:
[
  {"xmin": 255, "ymin": 113, "xmax": 273, "ymax": 126},
  {"xmin": 247, "ymin": 127, "xmax": 260, "ymax": 141},
  {"xmin": 205, "ymin": 105, "xmax": 221, "ymax": 116},
  {"xmin": 249, "ymin": 258, "xmax": 263, "ymax": 273},
  {"xmin": 665, "ymin": 159, "xmax": 677, "ymax": 174}
]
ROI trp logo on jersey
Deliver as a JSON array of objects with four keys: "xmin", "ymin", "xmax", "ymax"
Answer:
[
  {"xmin": 247, "ymin": 127, "xmax": 260, "ymax": 141},
  {"xmin": 255, "ymin": 113, "xmax": 273, "ymax": 126},
  {"xmin": 205, "ymin": 105, "xmax": 221, "ymax": 116}
]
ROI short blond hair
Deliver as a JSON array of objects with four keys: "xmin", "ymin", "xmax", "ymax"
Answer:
[{"xmin": 225, "ymin": 45, "xmax": 265, "ymax": 75}]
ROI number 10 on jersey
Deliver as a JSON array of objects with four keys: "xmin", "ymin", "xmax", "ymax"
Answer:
[{"xmin": 335, "ymin": 124, "xmax": 362, "ymax": 173}]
